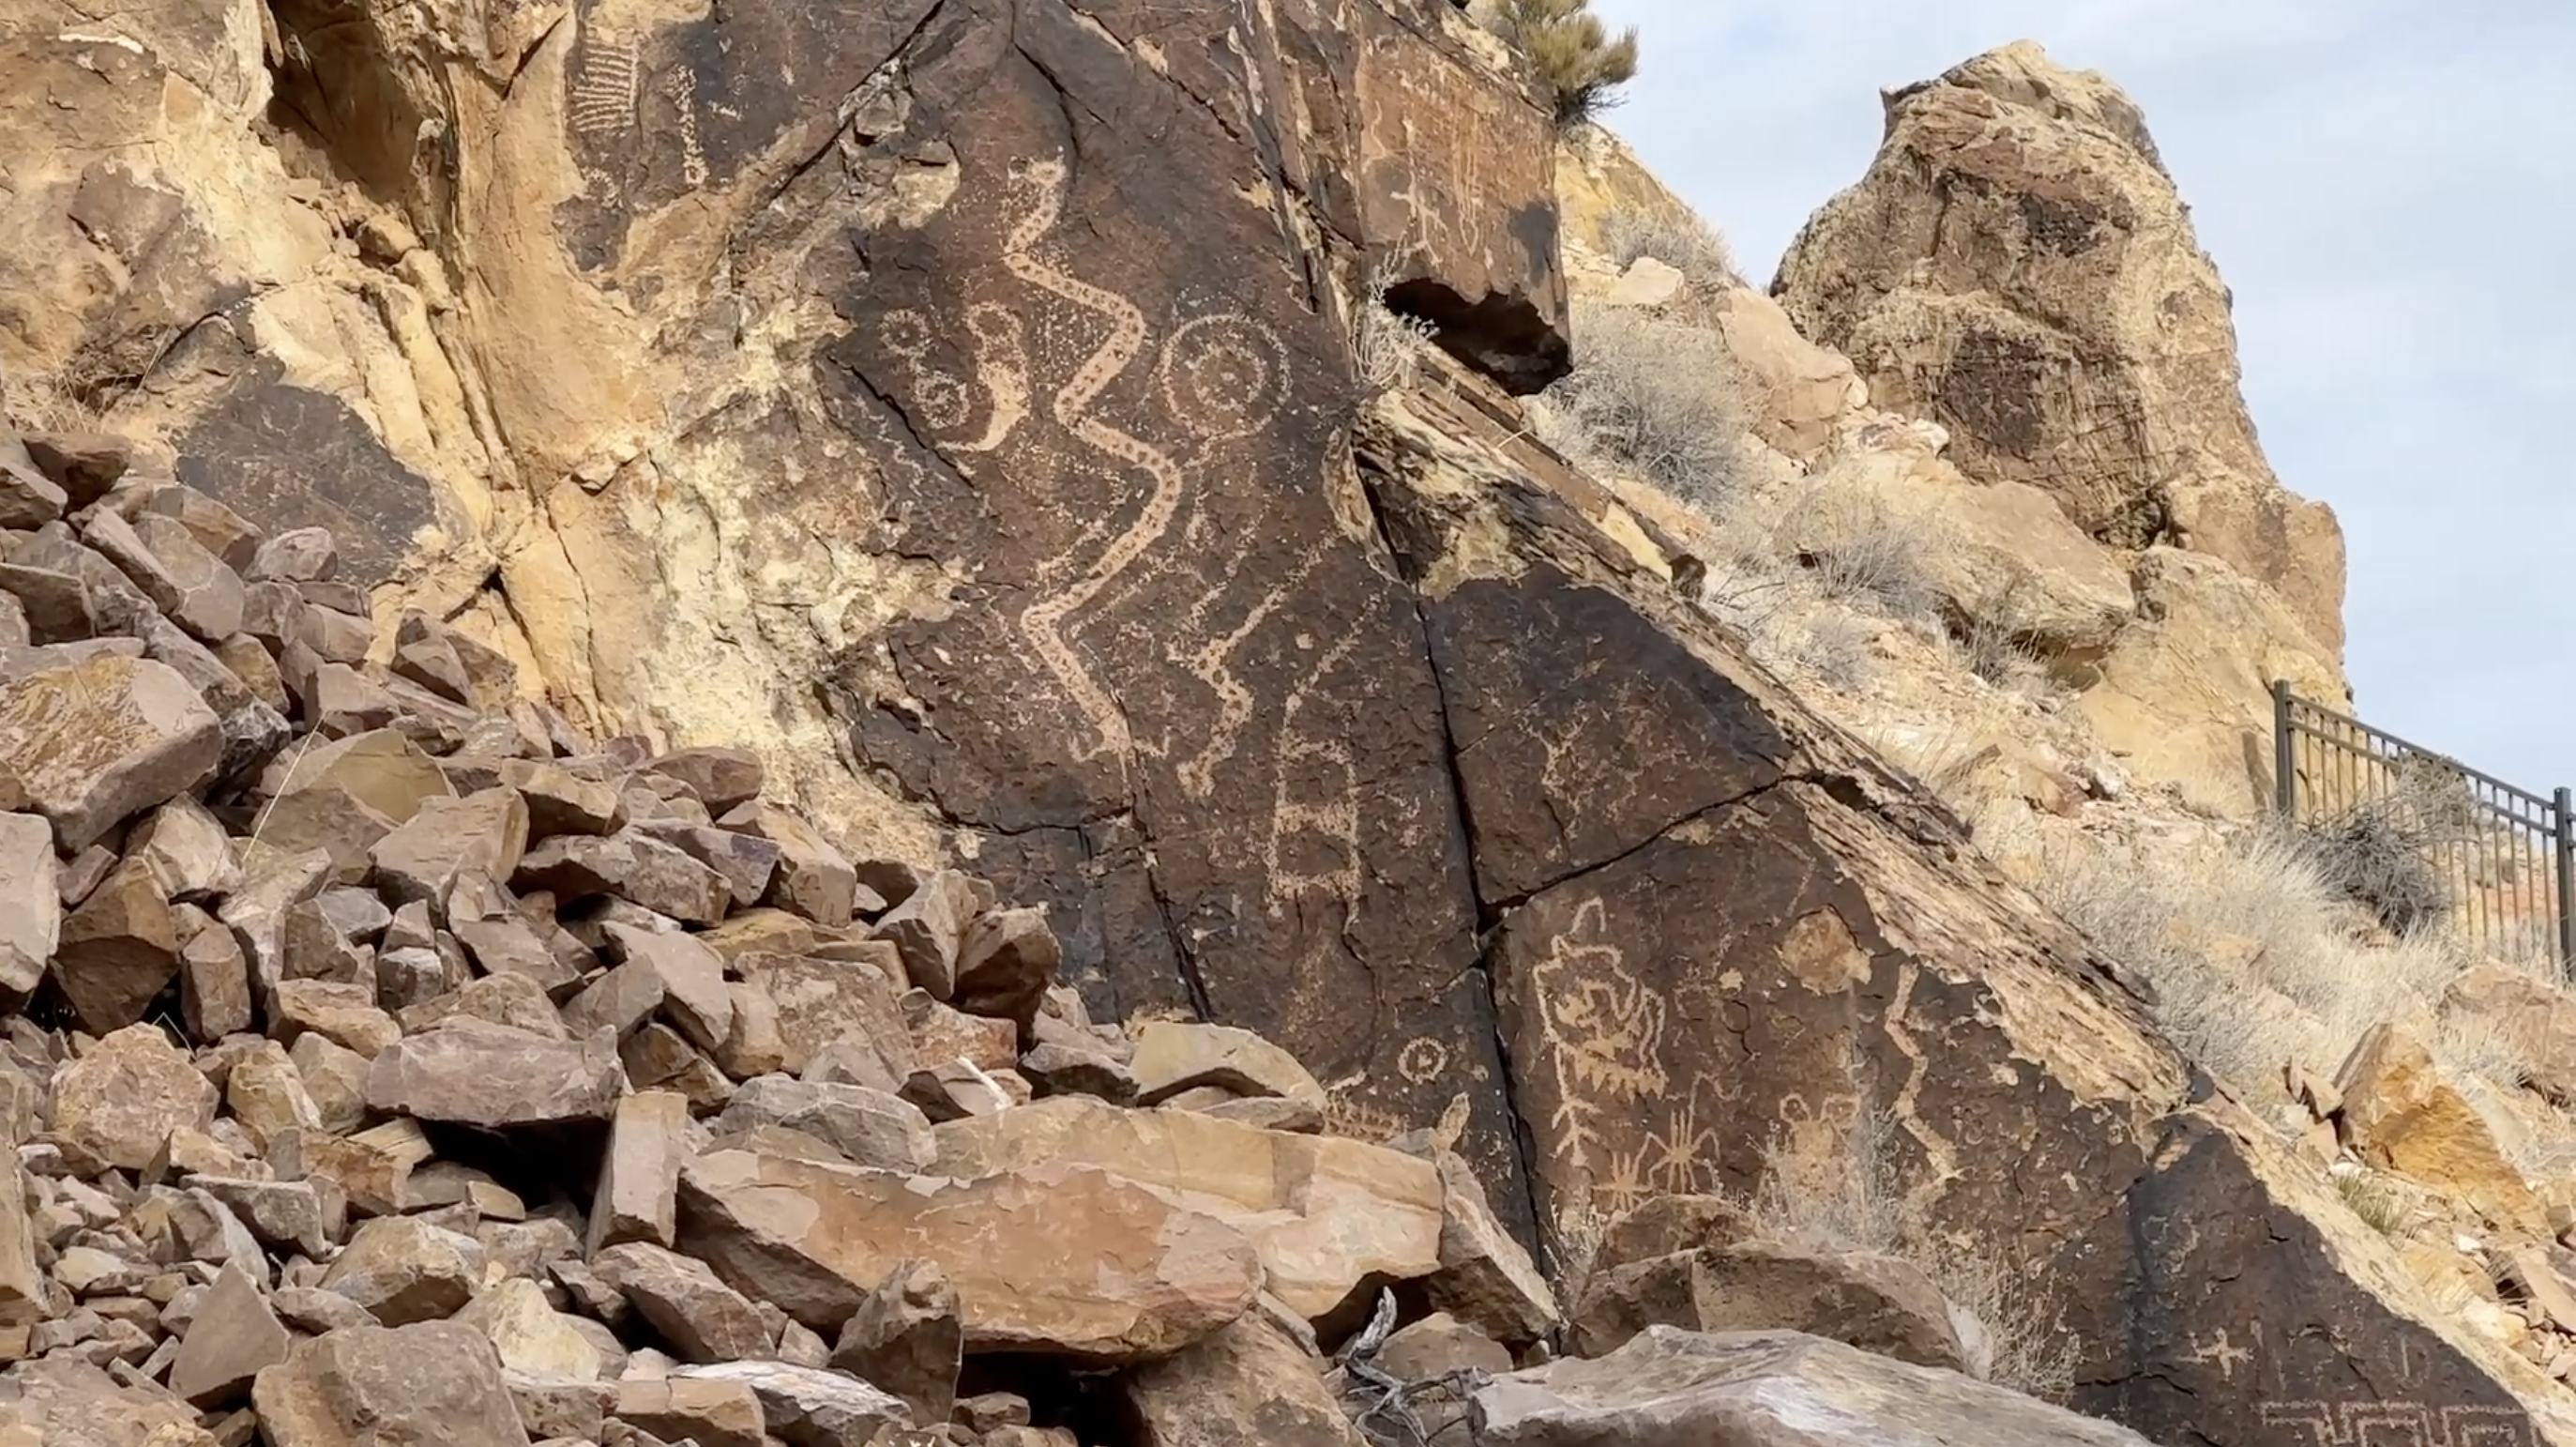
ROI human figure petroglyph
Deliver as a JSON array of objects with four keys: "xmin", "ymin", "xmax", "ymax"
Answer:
[{"xmin": 1265, "ymin": 630, "xmax": 1368, "ymax": 913}]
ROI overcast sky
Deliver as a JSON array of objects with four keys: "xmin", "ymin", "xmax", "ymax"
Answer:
[{"xmin": 1589, "ymin": 0, "xmax": 2576, "ymax": 794}]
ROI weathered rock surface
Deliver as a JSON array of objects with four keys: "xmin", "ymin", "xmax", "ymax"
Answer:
[
  {"xmin": 1772, "ymin": 40, "xmax": 2346, "ymax": 661},
  {"xmin": 252, "ymin": 1321, "xmax": 532, "ymax": 1447},
  {"xmin": 1568, "ymin": 1241, "xmax": 1968, "ymax": 1373},
  {"xmin": 932, "ymin": 1096, "xmax": 1445, "ymax": 1320},
  {"xmin": 678, "ymin": 1144, "xmax": 1260, "ymax": 1359},
  {"xmin": 1470, "ymin": 1327, "xmax": 2155, "ymax": 1446}
]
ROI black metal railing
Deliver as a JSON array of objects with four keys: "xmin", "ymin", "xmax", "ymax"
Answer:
[{"xmin": 2272, "ymin": 680, "xmax": 2575, "ymax": 971}]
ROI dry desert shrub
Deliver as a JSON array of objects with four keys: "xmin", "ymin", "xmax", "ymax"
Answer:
[
  {"xmin": 2031, "ymin": 824, "xmax": 2467, "ymax": 1103},
  {"xmin": 1495, "ymin": 0, "xmax": 1641, "ymax": 128},
  {"xmin": 1740, "ymin": 1098, "xmax": 2081, "ymax": 1403},
  {"xmin": 1598, "ymin": 207, "xmax": 1740, "ymax": 286},
  {"xmin": 1541, "ymin": 301, "xmax": 1750, "ymax": 514}
]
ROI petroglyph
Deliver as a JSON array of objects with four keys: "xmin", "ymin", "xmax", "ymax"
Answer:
[
  {"xmin": 1883, "ymin": 958, "xmax": 1961, "ymax": 1218},
  {"xmin": 879, "ymin": 310, "xmax": 976, "ymax": 431},
  {"xmin": 999, "ymin": 154, "xmax": 1177, "ymax": 767},
  {"xmin": 1158, "ymin": 313, "xmax": 1288, "ymax": 444},
  {"xmin": 2257, "ymin": 1401, "xmax": 2535, "ymax": 1447},
  {"xmin": 1595, "ymin": 1075, "xmax": 1732, "ymax": 1219},
  {"xmin": 953, "ymin": 302, "xmax": 1032, "ymax": 453},
  {"xmin": 664, "ymin": 66, "xmax": 706, "ymax": 188},
  {"xmin": 1179, "ymin": 547, "xmax": 1329, "ymax": 800},
  {"xmin": 1398, "ymin": 1037, "xmax": 1450, "ymax": 1086},
  {"xmin": 1265, "ymin": 630, "xmax": 1367, "ymax": 912},
  {"xmin": 568, "ymin": 34, "xmax": 639, "ymax": 138}
]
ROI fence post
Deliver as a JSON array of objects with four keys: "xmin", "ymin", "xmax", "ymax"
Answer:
[
  {"xmin": 2554, "ymin": 787, "xmax": 2574, "ymax": 980},
  {"xmin": 2271, "ymin": 679, "xmax": 2296, "ymax": 818}
]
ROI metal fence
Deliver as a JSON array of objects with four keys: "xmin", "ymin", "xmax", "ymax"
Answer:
[{"xmin": 2271, "ymin": 680, "xmax": 2575, "ymax": 971}]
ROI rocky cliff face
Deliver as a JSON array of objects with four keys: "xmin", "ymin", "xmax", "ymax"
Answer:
[
  {"xmin": 6, "ymin": 3, "xmax": 2575, "ymax": 1443},
  {"xmin": 1771, "ymin": 41, "xmax": 2346, "ymax": 661}
]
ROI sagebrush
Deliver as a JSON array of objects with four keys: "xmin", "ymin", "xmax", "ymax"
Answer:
[
  {"xmin": 1498, "ymin": 0, "xmax": 1640, "ymax": 128},
  {"xmin": 1541, "ymin": 302, "xmax": 1747, "ymax": 514},
  {"xmin": 1744, "ymin": 1101, "xmax": 2082, "ymax": 1402},
  {"xmin": 1599, "ymin": 207, "xmax": 1737, "ymax": 284}
]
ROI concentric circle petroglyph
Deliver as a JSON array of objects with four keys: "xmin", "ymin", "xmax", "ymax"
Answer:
[{"xmin": 1159, "ymin": 314, "xmax": 1287, "ymax": 444}]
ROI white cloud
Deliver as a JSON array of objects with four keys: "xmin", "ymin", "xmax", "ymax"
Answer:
[{"xmin": 1587, "ymin": 0, "xmax": 2576, "ymax": 788}]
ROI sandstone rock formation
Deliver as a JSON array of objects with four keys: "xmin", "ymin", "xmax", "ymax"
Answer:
[{"xmin": 1772, "ymin": 40, "xmax": 2347, "ymax": 659}]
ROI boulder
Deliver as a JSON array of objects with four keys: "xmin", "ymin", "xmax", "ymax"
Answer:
[
  {"xmin": 714, "ymin": 1075, "xmax": 933, "ymax": 1172},
  {"xmin": 169, "ymin": 1261, "xmax": 292, "ymax": 1407},
  {"xmin": 2335, "ymin": 1024, "xmax": 2546, "ymax": 1234},
  {"xmin": 2444, "ymin": 964, "xmax": 2576, "ymax": 1106},
  {"xmin": 614, "ymin": 1377, "xmax": 767, "ymax": 1447},
  {"xmin": 251, "ymin": 1321, "xmax": 533, "ymax": 1447},
  {"xmin": 593, "ymin": 1241, "xmax": 774, "ymax": 1363},
  {"xmin": 1123, "ymin": 1304, "xmax": 1369, "ymax": 1447},
  {"xmin": 1772, "ymin": 40, "xmax": 2345, "ymax": 658},
  {"xmin": 731, "ymin": 950, "xmax": 912, "ymax": 1081},
  {"xmin": 0, "ymin": 1358, "xmax": 215, "ymax": 1445},
  {"xmin": 365, "ymin": 1027, "xmax": 625, "ymax": 1128},
  {"xmin": 0, "ymin": 813, "xmax": 59, "ymax": 995},
  {"xmin": 515, "ymin": 830, "xmax": 732, "ymax": 924},
  {"xmin": 1469, "ymin": 1327, "xmax": 2153, "ymax": 1445},
  {"xmin": 1418, "ymin": 1147, "xmax": 1559, "ymax": 1346},
  {"xmin": 1129, "ymin": 1021, "xmax": 1328, "ymax": 1110},
  {"xmin": 50, "ymin": 854, "xmax": 180, "ymax": 1032},
  {"xmin": 607, "ymin": 923, "xmax": 734, "ymax": 1052},
  {"xmin": 371, "ymin": 788, "xmax": 531, "ymax": 908},
  {"xmin": 676, "ymin": 1361, "xmax": 909, "ymax": 1447},
  {"xmin": 319, "ymin": 1216, "xmax": 484, "ymax": 1327},
  {"xmin": 931, "ymin": 1096, "xmax": 1444, "ymax": 1321},
  {"xmin": 829, "ymin": 1259, "xmax": 962, "ymax": 1425},
  {"xmin": 950, "ymin": 906, "xmax": 1060, "ymax": 1031},
  {"xmin": 871, "ymin": 870, "xmax": 981, "ymax": 998},
  {"xmin": 1568, "ymin": 1241, "xmax": 1968, "ymax": 1374},
  {"xmin": 51, "ymin": 1024, "xmax": 220, "ymax": 1172},
  {"xmin": 0, "ymin": 653, "xmax": 223, "ymax": 850},
  {"xmin": 589, "ymin": 1090, "xmax": 691, "ymax": 1253},
  {"xmin": 677, "ymin": 1145, "xmax": 1260, "ymax": 1358}
]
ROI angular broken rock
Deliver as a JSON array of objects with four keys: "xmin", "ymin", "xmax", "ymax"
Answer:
[
  {"xmin": 178, "ymin": 908, "xmax": 253, "ymax": 1041},
  {"xmin": 949, "ymin": 906, "xmax": 1060, "ymax": 1032},
  {"xmin": 644, "ymin": 746, "xmax": 766, "ymax": 814},
  {"xmin": 0, "ymin": 811, "xmax": 59, "ymax": 994},
  {"xmin": 680, "ymin": 1361, "xmax": 909, "ymax": 1447},
  {"xmin": 1419, "ymin": 1147, "xmax": 1559, "ymax": 1346},
  {"xmin": 1570, "ymin": 1241, "xmax": 1968, "ymax": 1375},
  {"xmin": 1129, "ymin": 1020, "xmax": 1329, "ymax": 1110},
  {"xmin": 871, "ymin": 870, "xmax": 980, "ymax": 999},
  {"xmin": 0, "ymin": 1356, "xmax": 215, "ymax": 1444},
  {"xmin": 931, "ymin": 1096, "xmax": 1443, "ymax": 1320},
  {"xmin": 1469, "ymin": 1327, "xmax": 2154, "ymax": 1446},
  {"xmin": 1123, "ymin": 1304, "xmax": 1369, "ymax": 1447},
  {"xmin": 0, "ymin": 653, "xmax": 223, "ymax": 850},
  {"xmin": 50, "ymin": 853, "xmax": 179, "ymax": 1033},
  {"xmin": 271, "ymin": 979, "xmax": 403, "ymax": 1059},
  {"xmin": 516, "ymin": 830, "xmax": 732, "ymax": 925},
  {"xmin": 51, "ymin": 1023, "xmax": 220, "ymax": 1171},
  {"xmin": 722, "ymin": 801, "xmax": 859, "ymax": 928},
  {"xmin": 455, "ymin": 1276, "xmax": 611, "ymax": 1381},
  {"xmin": 253, "ymin": 1320, "xmax": 534, "ymax": 1447},
  {"xmin": 321, "ymin": 1215, "xmax": 484, "ymax": 1326},
  {"xmin": 170, "ymin": 1260, "xmax": 291, "ymax": 1407},
  {"xmin": 608, "ymin": 922, "xmax": 733, "ymax": 1052},
  {"xmin": 399, "ymin": 968, "xmax": 569, "ymax": 1040},
  {"xmin": 2335, "ymin": 1022, "xmax": 2545, "ymax": 1233},
  {"xmin": 365, "ymin": 1026, "xmax": 624, "ymax": 1128},
  {"xmin": 615, "ymin": 1376, "xmax": 768, "ymax": 1447},
  {"xmin": 125, "ymin": 794, "xmax": 241, "ymax": 902},
  {"xmin": 677, "ymin": 1147, "xmax": 1261, "ymax": 1357},
  {"xmin": 497, "ymin": 756, "xmax": 623, "ymax": 837},
  {"xmin": 830, "ymin": 1259, "xmax": 962, "ymax": 1426},
  {"xmin": 371, "ymin": 787, "xmax": 531, "ymax": 908},
  {"xmin": 715, "ymin": 1074, "xmax": 933, "ymax": 1172},
  {"xmin": 734, "ymin": 949, "xmax": 912, "ymax": 1080},
  {"xmin": 593, "ymin": 1241, "xmax": 775, "ymax": 1364},
  {"xmin": 590, "ymin": 1089, "xmax": 690, "ymax": 1254}
]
